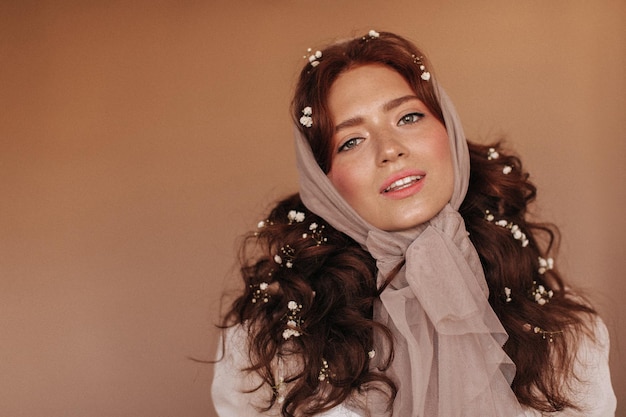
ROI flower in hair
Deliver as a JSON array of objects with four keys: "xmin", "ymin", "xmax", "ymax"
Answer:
[
  {"xmin": 504, "ymin": 287, "xmax": 512, "ymax": 303},
  {"xmin": 484, "ymin": 210, "xmax": 529, "ymax": 247},
  {"xmin": 254, "ymin": 219, "xmax": 275, "ymax": 236},
  {"xmin": 411, "ymin": 54, "xmax": 431, "ymax": 81},
  {"xmin": 362, "ymin": 29, "xmax": 380, "ymax": 42},
  {"xmin": 531, "ymin": 280, "xmax": 554, "ymax": 305},
  {"xmin": 282, "ymin": 300, "xmax": 303, "ymax": 340},
  {"xmin": 305, "ymin": 48, "xmax": 322, "ymax": 67},
  {"xmin": 538, "ymin": 256, "xmax": 554, "ymax": 274},
  {"xmin": 299, "ymin": 106, "xmax": 313, "ymax": 128},
  {"xmin": 302, "ymin": 222, "xmax": 327, "ymax": 246},
  {"xmin": 510, "ymin": 224, "xmax": 528, "ymax": 246},
  {"xmin": 288, "ymin": 210, "xmax": 306, "ymax": 223},
  {"xmin": 487, "ymin": 147, "xmax": 500, "ymax": 160},
  {"xmin": 282, "ymin": 327, "xmax": 301, "ymax": 340},
  {"xmin": 524, "ymin": 323, "xmax": 562, "ymax": 342},
  {"xmin": 318, "ymin": 358, "xmax": 330, "ymax": 382},
  {"xmin": 275, "ymin": 245, "xmax": 295, "ymax": 268},
  {"xmin": 503, "ymin": 165, "xmax": 513, "ymax": 175},
  {"xmin": 251, "ymin": 281, "xmax": 271, "ymax": 303}
]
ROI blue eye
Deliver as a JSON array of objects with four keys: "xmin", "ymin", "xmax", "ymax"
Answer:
[
  {"xmin": 398, "ymin": 112, "xmax": 424, "ymax": 126},
  {"xmin": 338, "ymin": 137, "xmax": 364, "ymax": 152}
]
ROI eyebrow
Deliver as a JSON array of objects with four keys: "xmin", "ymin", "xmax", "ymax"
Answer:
[{"xmin": 334, "ymin": 95, "xmax": 420, "ymax": 133}]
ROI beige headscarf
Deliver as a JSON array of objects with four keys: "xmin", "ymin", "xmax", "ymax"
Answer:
[{"xmin": 295, "ymin": 83, "xmax": 525, "ymax": 416}]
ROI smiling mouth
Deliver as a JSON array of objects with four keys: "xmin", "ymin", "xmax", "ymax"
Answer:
[{"xmin": 383, "ymin": 175, "xmax": 423, "ymax": 193}]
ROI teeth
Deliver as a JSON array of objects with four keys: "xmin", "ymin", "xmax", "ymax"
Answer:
[{"xmin": 385, "ymin": 175, "xmax": 423, "ymax": 192}]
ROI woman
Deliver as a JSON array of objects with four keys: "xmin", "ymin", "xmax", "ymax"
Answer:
[{"xmin": 212, "ymin": 31, "xmax": 615, "ymax": 416}]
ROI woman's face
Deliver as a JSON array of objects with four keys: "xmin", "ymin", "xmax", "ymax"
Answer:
[{"xmin": 326, "ymin": 64, "xmax": 454, "ymax": 231}]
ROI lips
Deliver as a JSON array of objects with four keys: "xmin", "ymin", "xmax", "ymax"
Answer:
[
  {"xmin": 380, "ymin": 168, "xmax": 427, "ymax": 195},
  {"xmin": 383, "ymin": 175, "xmax": 424, "ymax": 193}
]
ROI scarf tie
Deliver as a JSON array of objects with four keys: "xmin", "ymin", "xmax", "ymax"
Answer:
[{"xmin": 295, "ymin": 83, "xmax": 524, "ymax": 416}]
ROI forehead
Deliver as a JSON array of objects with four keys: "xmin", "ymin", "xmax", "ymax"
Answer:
[
  {"xmin": 332, "ymin": 64, "xmax": 411, "ymax": 92},
  {"xmin": 328, "ymin": 64, "xmax": 415, "ymax": 116}
]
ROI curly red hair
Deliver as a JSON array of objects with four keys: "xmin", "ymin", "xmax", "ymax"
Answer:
[{"xmin": 219, "ymin": 31, "xmax": 596, "ymax": 416}]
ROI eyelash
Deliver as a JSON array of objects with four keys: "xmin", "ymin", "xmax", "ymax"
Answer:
[
  {"xmin": 338, "ymin": 137, "xmax": 364, "ymax": 153},
  {"xmin": 398, "ymin": 112, "xmax": 425, "ymax": 125},
  {"xmin": 337, "ymin": 112, "xmax": 425, "ymax": 153}
]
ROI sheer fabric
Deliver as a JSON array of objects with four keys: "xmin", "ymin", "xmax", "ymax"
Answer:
[
  {"xmin": 212, "ymin": 318, "xmax": 615, "ymax": 416},
  {"xmin": 295, "ymin": 84, "xmax": 524, "ymax": 416}
]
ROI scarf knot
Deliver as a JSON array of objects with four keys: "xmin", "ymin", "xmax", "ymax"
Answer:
[{"xmin": 295, "ymin": 83, "xmax": 524, "ymax": 416}]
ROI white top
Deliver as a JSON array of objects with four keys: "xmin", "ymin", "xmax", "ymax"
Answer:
[{"xmin": 212, "ymin": 318, "xmax": 616, "ymax": 417}]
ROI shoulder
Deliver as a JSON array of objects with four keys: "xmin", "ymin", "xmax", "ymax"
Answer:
[
  {"xmin": 570, "ymin": 316, "xmax": 615, "ymax": 412},
  {"xmin": 212, "ymin": 324, "xmax": 276, "ymax": 416},
  {"xmin": 212, "ymin": 324, "xmax": 368, "ymax": 417},
  {"xmin": 522, "ymin": 315, "xmax": 616, "ymax": 417}
]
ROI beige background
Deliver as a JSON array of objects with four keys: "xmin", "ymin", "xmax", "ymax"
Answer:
[{"xmin": 1, "ymin": 1, "xmax": 624, "ymax": 416}]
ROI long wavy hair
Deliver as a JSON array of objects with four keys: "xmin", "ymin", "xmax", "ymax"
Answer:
[{"xmin": 219, "ymin": 31, "xmax": 596, "ymax": 416}]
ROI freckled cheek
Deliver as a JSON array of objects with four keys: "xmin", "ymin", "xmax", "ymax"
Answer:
[
  {"xmin": 436, "ymin": 140, "xmax": 455, "ymax": 195},
  {"xmin": 327, "ymin": 167, "xmax": 364, "ymax": 203},
  {"xmin": 433, "ymin": 130, "xmax": 452, "ymax": 157}
]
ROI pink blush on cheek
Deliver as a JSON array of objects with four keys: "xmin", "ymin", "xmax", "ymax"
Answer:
[{"xmin": 327, "ymin": 170, "xmax": 354, "ymax": 200}]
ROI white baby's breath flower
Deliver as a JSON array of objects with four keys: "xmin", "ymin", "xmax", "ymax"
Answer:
[
  {"xmin": 504, "ymin": 287, "xmax": 512, "ymax": 302},
  {"xmin": 300, "ymin": 106, "xmax": 314, "ymax": 127},
  {"xmin": 288, "ymin": 210, "xmax": 306, "ymax": 223},
  {"xmin": 488, "ymin": 148, "xmax": 500, "ymax": 160},
  {"xmin": 538, "ymin": 257, "xmax": 554, "ymax": 274},
  {"xmin": 312, "ymin": 51, "xmax": 322, "ymax": 60},
  {"xmin": 300, "ymin": 116, "xmax": 312, "ymax": 127},
  {"xmin": 283, "ymin": 329, "xmax": 300, "ymax": 340}
]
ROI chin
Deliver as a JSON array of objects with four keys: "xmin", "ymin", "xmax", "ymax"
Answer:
[
  {"xmin": 377, "ymin": 209, "xmax": 442, "ymax": 232},
  {"xmin": 379, "ymin": 217, "xmax": 429, "ymax": 232}
]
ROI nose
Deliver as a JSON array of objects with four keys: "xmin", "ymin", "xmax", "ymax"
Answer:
[{"xmin": 377, "ymin": 135, "xmax": 408, "ymax": 165}]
